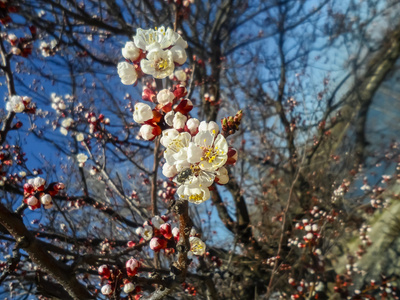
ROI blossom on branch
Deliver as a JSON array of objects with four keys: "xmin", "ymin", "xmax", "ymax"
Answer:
[
  {"xmin": 189, "ymin": 236, "xmax": 206, "ymax": 255},
  {"xmin": 6, "ymin": 95, "xmax": 25, "ymax": 113},
  {"xmin": 133, "ymin": 103, "xmax": 153, "ymax": 124},
  {"xmin": 117, "ymin": 62, "xmax": 138, "ymax": 85}
]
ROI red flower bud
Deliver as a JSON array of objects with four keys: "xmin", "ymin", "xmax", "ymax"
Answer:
[
  {"xmin": 174, "ymin": 99, "xmax": 193, "ymax": 115},
  {"xmin": 173, "ymin": 85, "xmax": 188, "ymax": 99},
  {"xmin": 98, "ymin": 265, "xmax": 111, "ymax": 279},
  {"xmin": 126, "ymin": 258, "xmax": 140, "ymax": 276},
  {"xmin": 127, "ymin": 241, "xmax": 136, "ymax": 248},
  {"xmin": 25, "ymin": 196, "xmax": 41, "ymax": 210},
  {"xmin": 23, "ymin": 183, "xmax": 35, "ymax": 194},
  {"xmin": 160, "ymin": 223, "xmax": 172, "ymax": 239},
  {"xmin": 149, "ymin": 237, "xmax": 168, "ymax": 252},
  {"xmin": 226, "ymin": 148, "xmax": 238, "ymax": 165},
  {"xmin": 142, "ymin": 87, "xmax": 156, "ymax": 102}
]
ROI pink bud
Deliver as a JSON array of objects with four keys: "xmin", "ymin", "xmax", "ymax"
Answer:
[
  {"xmin": 23, "ymin": 183, "xmax": 35, "ymax": 194},
  {"xmin": 160, "ymin": 223, "xmax": 172, "ymax": 239},
  {"xmin": 126, "ymin": 258, "xmax": 140, "ymax": 276},
  {"xmin": 139, "ymin": 124, "xmax": 161, "ymax": 141},
  {"xmin": 149, "ymin": 237, "xmax": 168, "ymax": 252},
  {"xmin": 98, "ymin": 265, "xmax": 111, "ymax": 279},
  {"xmin": 26, "ymin": 195, "xmax": 38, "ymax": 206},
  {"xmin": 172, "ymin": 227, "xmax": 180, "ymax": 241},
  {"xmin": 142, "ymin": 87, "xmax": 156, "ymax": 102}
]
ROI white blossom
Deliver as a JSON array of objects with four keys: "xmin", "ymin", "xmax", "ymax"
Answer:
[
  {"xmin": 26, "ymin": 196, "xmax": 39, "ymax": 206},
  {"xmin": 11, "ymin": 47, "xmax": 21, "ymax": 55},
  {"xmin": 198, "ymin": 121, "xmax": 219, "ymax": 135},
  {"xmin": 142, "ymin": 225, "xmax": 153, "ymax": 240},
  {"xmin": 173, "ymin": 112, "xmax": 187, "ymax": 130},
  {"xmin": 161, "ymin": 130, "xmax": 191, "ymax": 166},
  {"xmin": 117, "ymin": 62, "xmax": 138, "ymax": 85},
  {"xmin": 162, "ymin": 162, "xmax": 178, "ymax": 178},
  {"xmin": 76, "ymin": 133, "xmax": 85, "ymax": 142},
  {"xmin": 164, "ymin": 111, "xmax": 175, "ymax": 127},
  {"xmin": 133, "ymin": 28, "xmax": 165, "ymax": 51},
  {"xmin": 123, "ymin": 282, "xmax": 135, "ymax": 294},
  {"xmin": 170, "ymin": 45, "xmax": 187, "ymax": 65},
  {"xmin": 151, "ymin": 215, "xmax": 165, "ymax": 229},
  {"xmin": 101, "ymin": 284, "xmax": 112, "ymax": 295},
  {"xmin": 60, "ymin": 127, "xmax": 68, "ymax": 136},
  {"xmin": 6, "ymin": 95, "xmax": 25, "ymax": 113},
  {"xmin": 175, "ymin": 69, "xmax": 187, "ymax": 81},
  {"xmin": 122, "ymin": 41, "xmax": 140, "ymax": 61},
  {"xmin": 133, "ymin": 103, "xmax": 153, "ymax": 124},
  {"xmin": 139, "ymin": 124, "xmax": 156, "ymax": 140},
  {"xmin": 135, "ymin": 227, "xmax": 143, "ymax": 236},
  {"xmin": 189, "ymin": 236, "xmax": 206, "ymax": 255},
  {"xmin": 77, "ymin": 153, "xmax": 88, "ymax": 164},
  {"xmin": 140, "ymin": 47, "xmax": 175, "ymax": 79},
  {"xmin": 186, "ymin": 118, "xmax": 199, "ymax": 135},
  {"xmin": 177, "ymin": 185, "xmax": 211, "ymax": 204},
  {"xmin": 40, "ymin": 194, "xmax": 52, "ymax": 205},
  {"xmin": 33, "ymin": 177, "xmax": 46, "ymax": 189},
  {"xmin": 193, "ymin": 131, "xmax": 228, "ymax": 171},
  {"xmin": 61, "ymin": 117, "xmax": 74, "ymax": 128},
  {"xmin": 8, "ymin": 33, "xmax": 17, "ymax": 43},
  {"xmin": 157, "ymin": 89, "xmax": 175, "ymax": 106},
  {"xmin": 58, "ymin": 102, "xmax": 66, "ymax": 110}
]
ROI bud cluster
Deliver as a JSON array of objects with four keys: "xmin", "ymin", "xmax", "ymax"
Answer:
[
  {"xmin": 221, "ymin": 110, "xmax": 243, "ymax": 137},
  {"xmin": 98, "ymin": 262, "xmax": 142, "ymax": 298},
  {"xmin": 23, "ymin": 177, "xmax": 65, "ymax": 210},
  {"xmin": 135, "ymin": 215, "xmax": 206, "ymax": 255}
]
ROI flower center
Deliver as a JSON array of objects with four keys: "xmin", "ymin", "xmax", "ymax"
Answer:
[
  {"xmin": 201, "ymin": 145, "xmax": 225, "ymax": 164},
  {"xmin": 189, "ymin": 193, "xmax": 203, "ymax": 202},
  {"xmin": 192, "ymin": 243, "xmax": 204, "ymax": 252},
  {"xmin": 155, "ymin": 58, "xmax": 168, "ymax": 71}
]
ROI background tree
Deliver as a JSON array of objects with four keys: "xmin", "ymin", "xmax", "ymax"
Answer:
[{"xmin": 1, "ymin": 0, "xmax": 400, "ymax": 299}]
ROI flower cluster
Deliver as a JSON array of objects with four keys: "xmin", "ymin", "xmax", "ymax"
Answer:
[
  {"xmin": 50, "ymin": 93, "xmax": 67, "ymax": 113},
  {"xmin": 134, "ymin": 84, "xmax": 191, "ymax": 141},
  {"xmin": 294, "ymin": 219, "xmax": 320, "ymax": 248},
  {"xmin": 118, "ymin": 26, "xmax": 188, "ymax": 85},
  {"xmin": 98, "ymin": 261, "xmax": 142, "ymax": 298},
  {"xmin": 161, "ymin": 122, "xmax": 237, "ymax": 204},
  {"xmin": 23, "ymin": 177, "xmax": 65, "ymax": 210},
  {"xmin": 333, "ymin": 274, "xmax": 400, "ymax": 299},
  {"xmin": 5, "ymin": 95, "xmax": 35, "ymax": 114},
  {"xmin": 39, "ymin": 40, "xmax": 57, "ymax": 57},
  {"xmin": 134, "ymin": 215, "xmax": 206, "ymax": 255},
  {"xmin": 288, "ymin": 278, "xmax": 325, "ymax": 300},
  {"xmin": 3, "ymin": 31, "xmax": 34, "ymax": 57},
  {"xmin": 60, "ymin": 117, "xmax": 74, "ymax": 136},
  {"xmin": 76, "ymin": 153, "xmax": 88, "ymax": 167},
  {"xmin": 85, "ymin": 112, "xmax": 110, "ymax": 135}
]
